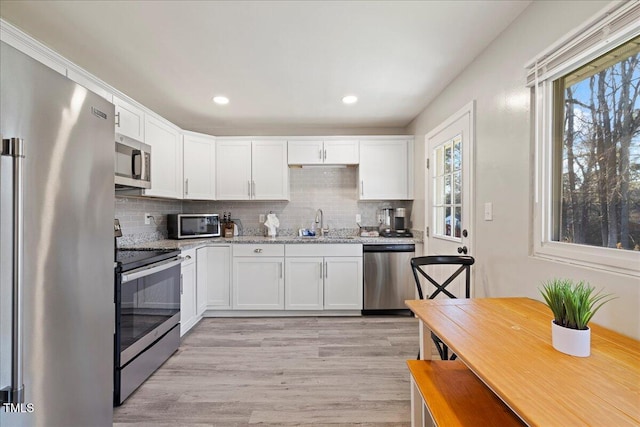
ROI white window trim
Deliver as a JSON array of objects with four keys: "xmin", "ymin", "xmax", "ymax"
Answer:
[{"xmin": 528, "ymin": 0, "xmax": 640, "ymax": 277}]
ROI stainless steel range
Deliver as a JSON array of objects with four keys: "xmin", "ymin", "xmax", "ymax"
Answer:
[{"xmin": 114, "ymin": 247, "xmax": 183, "ymax": 405}]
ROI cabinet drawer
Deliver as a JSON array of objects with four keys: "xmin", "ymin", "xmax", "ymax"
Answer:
[
  {"xmin": 233, "ymin": 244, "xmax": 285, "ymax": 257},
  {"xmin": 285, "ymin": 244, "xmax": 362, "ymax": 257}
]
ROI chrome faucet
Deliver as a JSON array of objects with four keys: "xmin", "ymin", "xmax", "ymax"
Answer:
[{"xmin": 315, "ymin": 209, "xmax": 329, "ymax": 236}]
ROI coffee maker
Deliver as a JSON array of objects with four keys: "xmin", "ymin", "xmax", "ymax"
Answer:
[{"xmin": 378, "ymin": 207, "xmax": 413, "ymax": 237}]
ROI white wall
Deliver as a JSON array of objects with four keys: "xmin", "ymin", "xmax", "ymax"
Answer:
[{"xmin": 407, "ymin": 0, "xmax": 639, "ymax": 339}]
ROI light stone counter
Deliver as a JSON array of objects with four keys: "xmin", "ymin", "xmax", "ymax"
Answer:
[{"xmin": 121, "ymin": 235, "xmax": 420, "ymax": 251}]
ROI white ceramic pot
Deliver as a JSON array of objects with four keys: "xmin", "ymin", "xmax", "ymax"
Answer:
[{"xmin": 551, "ymin": 320, "xmax": 591, "ymax": 357}]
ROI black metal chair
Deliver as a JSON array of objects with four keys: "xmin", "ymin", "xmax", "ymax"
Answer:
[{"xmin": 410, "ymin": 255, "xmax": 475, "ymax": 360}]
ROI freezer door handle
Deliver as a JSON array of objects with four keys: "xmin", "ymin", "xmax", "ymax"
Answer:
[{"xmin": 1, "ymin": 138, "xmax": 25, "ymax": 404}]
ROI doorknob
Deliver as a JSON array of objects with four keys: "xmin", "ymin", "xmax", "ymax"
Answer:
[{"xmin": 457, "ymin": 246, "xmax": 468, "ymax": 254}]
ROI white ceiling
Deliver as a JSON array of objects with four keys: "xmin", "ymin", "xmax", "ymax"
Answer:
[{"xmin": 0, "ymin": 1, "xmax": 530, "ymax": 135}]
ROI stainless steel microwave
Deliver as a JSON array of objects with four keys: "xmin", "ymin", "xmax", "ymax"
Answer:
[
  {"xmin": 167, "ymin": 214, "xmax": 221, "ymax": 239},
  {"xmin": 115, "ymin": 133, "xmax": 151, "ymax": 189}
]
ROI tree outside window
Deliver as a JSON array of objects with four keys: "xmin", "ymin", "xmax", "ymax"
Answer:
[{"xmin": 554, "ymin": 36, "xmax": 640, "ymax": 251}]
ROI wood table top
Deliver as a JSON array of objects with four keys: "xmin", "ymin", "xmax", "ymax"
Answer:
[{"xmin": 405, "ymin": 297, "xmax": 640, "ymax": 427}]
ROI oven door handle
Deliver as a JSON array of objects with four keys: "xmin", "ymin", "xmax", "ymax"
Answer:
[{"xmin": 121, "ymin": 257, "xmax": 185, "ymax": 283}]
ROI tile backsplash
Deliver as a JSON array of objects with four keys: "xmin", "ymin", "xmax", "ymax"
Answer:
[{"xmin": 115, "ymin": 167, "xmax": 412, "ymax": 243}]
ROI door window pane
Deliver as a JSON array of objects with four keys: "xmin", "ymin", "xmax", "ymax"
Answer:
[{"xmin": 433, "ymin": 134, "xmax": 463, "ymax": 240}]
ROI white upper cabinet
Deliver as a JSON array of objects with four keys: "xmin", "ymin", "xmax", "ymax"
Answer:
[
  {"xmin": 216, "ymin": 139, "xmax": 289, "ymax": 200},
  {"xmin": 144, "ymin": 115, "xmax": 183, "ymax": 199},
  {"xmin": 288, "ymin": 140, "xmax": 324, "ymax": 165},
  {"xmin": 359, "ymin": 139, "xmax": 414, "ymax": 200},
  {"xmin": 252, "ymin": 140, "xmax": 289, "ymax": 200},
  {"xmin": 216, "ymin": 139, "xmax": 252, "ymax": 200},
  {"xmin": 113, "ymin": 96, "xmax": 145, "ymax": 142},
  {"xmin": 183, "ymin": 132, "xmax": 216, "ymax": 200},
  {"xmin": 288, "ymin": 139, "xmax": 358, "ymax": 165}
]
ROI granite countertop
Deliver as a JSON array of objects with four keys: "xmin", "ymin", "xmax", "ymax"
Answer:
[{"xmin": 121, "ymin": 235, "xmax": 421, "ymax": 251}]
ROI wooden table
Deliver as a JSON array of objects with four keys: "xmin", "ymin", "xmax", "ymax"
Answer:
[{"xmin": 406, "ymin": 297, "xmax": 640, "ymax": 426}]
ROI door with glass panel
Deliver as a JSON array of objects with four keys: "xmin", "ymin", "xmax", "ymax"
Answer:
[{"xmin": 425, "ymin": 103, "xmax": 475, "ymax": 298}]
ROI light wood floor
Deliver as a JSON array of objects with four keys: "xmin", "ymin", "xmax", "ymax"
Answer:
[{"xmin": 114, "ymin": 316, "xmax": 418, "ymax": 426}]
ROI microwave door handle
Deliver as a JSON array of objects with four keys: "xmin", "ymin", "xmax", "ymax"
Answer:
[
  {"xmin": 1, "ymin": 138, "xmax": 25, "ymax": 405},
  {"xmin": 131, "ymin": 149, "xmax": 142, "ymax": 179},
  {"xmin": 121, "ymin": 257, "xmax": 185, "ymax": 283}
]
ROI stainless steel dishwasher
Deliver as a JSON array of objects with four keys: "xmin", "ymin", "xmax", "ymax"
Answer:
[{"xmin": 362, "ymin": 243, "xmax": 416, "ymax": 314}]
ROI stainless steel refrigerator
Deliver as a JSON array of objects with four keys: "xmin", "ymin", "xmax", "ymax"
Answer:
[{"xmin": 1, "ymin": 41, "xmax": 114, "ymax": 426}]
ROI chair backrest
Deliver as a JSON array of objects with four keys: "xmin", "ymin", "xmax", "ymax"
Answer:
[{"xmin": 410, "ymin": 256, "xmax": 475, "ymax": 300}]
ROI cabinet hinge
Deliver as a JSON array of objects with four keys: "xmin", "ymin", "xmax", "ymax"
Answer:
[
  {"xmin": 426, "ymin": 226, "xmax": 429, "ymax": 237},
  {"xmin": 426, "ymin": 158, "xmax": 430, "ymax": 169}
]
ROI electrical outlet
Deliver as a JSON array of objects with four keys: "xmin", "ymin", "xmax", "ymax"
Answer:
[
  {"xmin": 355, "ymin": 214, "xmax": 362, "ymax": 223},
  {"xmin": 144, "ymin": 213, "xmax": 151, "ymax": 225},
  {"xmin": 259, "ymin": 214, "xmax": 265, "ymax": 223}
]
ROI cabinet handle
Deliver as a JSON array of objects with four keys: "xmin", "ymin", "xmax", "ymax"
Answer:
[
  {"xmin": 324, "ymin": 149, "xmax": 327, "ymax": 161},
  {"xmin": 248, "ymin": 180, "xmax": 251, "ymax": 197},
  {"xmin": 319, "ymin": 148, "xmax": 323, "ymax": 160},
  {"xmin": 252, "ymin": 180, "xmax": 256, "ymax": 198},
  {"xmin": 279, "ymin": 262, "xmax": 283, "ymax": 278},
  {"xmin": 325, "ymin": 262, "xmax": 328, "ymax": 278},
  {"xmin": 115, "ymin": 112, "xmax": 120, "ymax": 127},
  {"xmin": 254, "ymin": 248, "xmax": 263, "ymax": 253},
  {"xmin": 361, "ymin": 180, "xmax": 364, "ymax": 196},
  {"xmin": 185, "ymin": 255, "xmax": 191, "ymax": 260},
  {"xmin": 320, "ymin": 262, "xmax": 323, "ymax": 279},
  {"xmin": 180, "ymin": 273, "xmax": 184, "ymax": 295},
  {"xmin": 185, "ymin": 178, "xmax": 189, "ymax": 195}
]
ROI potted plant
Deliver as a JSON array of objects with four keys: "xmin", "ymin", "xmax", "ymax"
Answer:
[{"xmin": 539, "ymin": 279, "xmax": 615, "ymax": 357}]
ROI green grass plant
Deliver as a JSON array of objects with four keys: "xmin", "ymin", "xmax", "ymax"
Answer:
[{"xmin": 540, "ymin": 279, "xmax": 615, "ymax": 330}]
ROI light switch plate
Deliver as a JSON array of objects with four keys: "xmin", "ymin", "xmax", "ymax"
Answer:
[
  {"xmin": 355, "ymin": 214, "xmax": 362, "ymax": 223},
  {"xmin": 144, "ymin": 213, "xmax": 151, "ymax": 225},
  {"xmin": 259, "ymin": 214, "xmax": 265, "ymax": 223},
  {"xmin": 484, "ymin": 203, "xmax": 493, "ymax": 221}
]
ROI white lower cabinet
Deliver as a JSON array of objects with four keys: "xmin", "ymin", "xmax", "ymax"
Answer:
[
  {"xmin": 285, "ymin": 257, "xmax": 324, "ymax": 310},
  {"xmin": 180, "ymin": 249, "xmax": 197, "ymax": 336},
  {"xmin": 285, "ymin": 244, "xmax": 363, "ymax": 311},
  {"xmin": 196, "ymin": 245, "xmax": 232, "ymax": 311},
  {"xmin": 323, "ymin": 257, "xmax": 363, "ymax": 309},
  {"xmin": 233, "ymin": 244, "xmax": 285, "ymax": 310}
]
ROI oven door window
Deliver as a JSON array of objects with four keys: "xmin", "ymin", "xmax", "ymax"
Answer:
[{"xmin": 120, "ymin": 265, "xmax": 180, "ymax": 353}]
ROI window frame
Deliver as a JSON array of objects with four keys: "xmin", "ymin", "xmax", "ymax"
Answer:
[{"xmin": 529, "ymin": 1, "xmax": 640, "ymax": 277}]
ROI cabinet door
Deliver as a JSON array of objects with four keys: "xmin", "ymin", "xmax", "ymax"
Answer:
[
  {"xmin": 233, "ymin": 257, "xmax": 284, "ymax": 309},
  {"xmin": 324, "ymin": 257, "xmax": 363, "ymax": 310},
  {"xmin": 197, "ymin": 246, "xmax": 232, "ymax": 310},
  {"xmin": 324, "ymin": 140, "xmax": 359, "ymax": 164},
  {"xmin": 216, "ymin": 139, "xmax": 252, "ymax": 200},
  {"xmin": 285, "ymin": 257, "xmax": 324, "ymax": 310},
  {"xmin": 252, "ymin": 140, "xmax": 289, "ymax": 200},
  {"xmin": 144, "ymin": 115, "xmax": 183, "ymax": 199},
  {"xmin": 180, "ymin": 259, "xmax": 197, "ymax": 336},
  {"xmin": 183, "ymin": 133, "xmax": 216, "ymax": 200},
  {"xmin": 114, "ymin": 96, "xmax": 144, "ymax": 142},
  {"xmin": 359, "ymin": 140, "xmax": 410, "ymax": 200},
  {"xmin": 287, "ymin": 140, "xmax": 324, "ymax": 165}
]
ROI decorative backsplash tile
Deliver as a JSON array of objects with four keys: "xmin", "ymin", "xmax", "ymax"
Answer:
[{"xmin": 115, "ymin": 167, "xmax": 413, "ymax": 242}]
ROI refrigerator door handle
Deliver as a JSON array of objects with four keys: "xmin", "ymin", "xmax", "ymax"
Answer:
[{"xmin": 1, "ymin": 138, "xmax": 25, "ymax": 405}]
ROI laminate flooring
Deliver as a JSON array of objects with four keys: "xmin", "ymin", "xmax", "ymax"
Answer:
[{"xmin": 114, "ymin": 316, "xmax": 418, "ymax": 426}]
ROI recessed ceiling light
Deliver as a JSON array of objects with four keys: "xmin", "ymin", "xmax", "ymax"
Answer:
[
  {"xmin": 342, "ymin": 95, "xmax": 358, "ymax": 104},
  {"xmin": 212, "ymin": 96, "xmax": 229, "ymax": 105}
]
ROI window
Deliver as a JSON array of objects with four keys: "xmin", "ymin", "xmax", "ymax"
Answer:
[
  {"xmin": 433, "ymin": 135, "xmax": 462, "ymax": 239},
  {"xmin": 553, "ymin": 37, "xmax": 640, "ymax": 251},
  {"xmin": 528, "ymin": 1, "xmax": 640, "ymax": 276}
]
